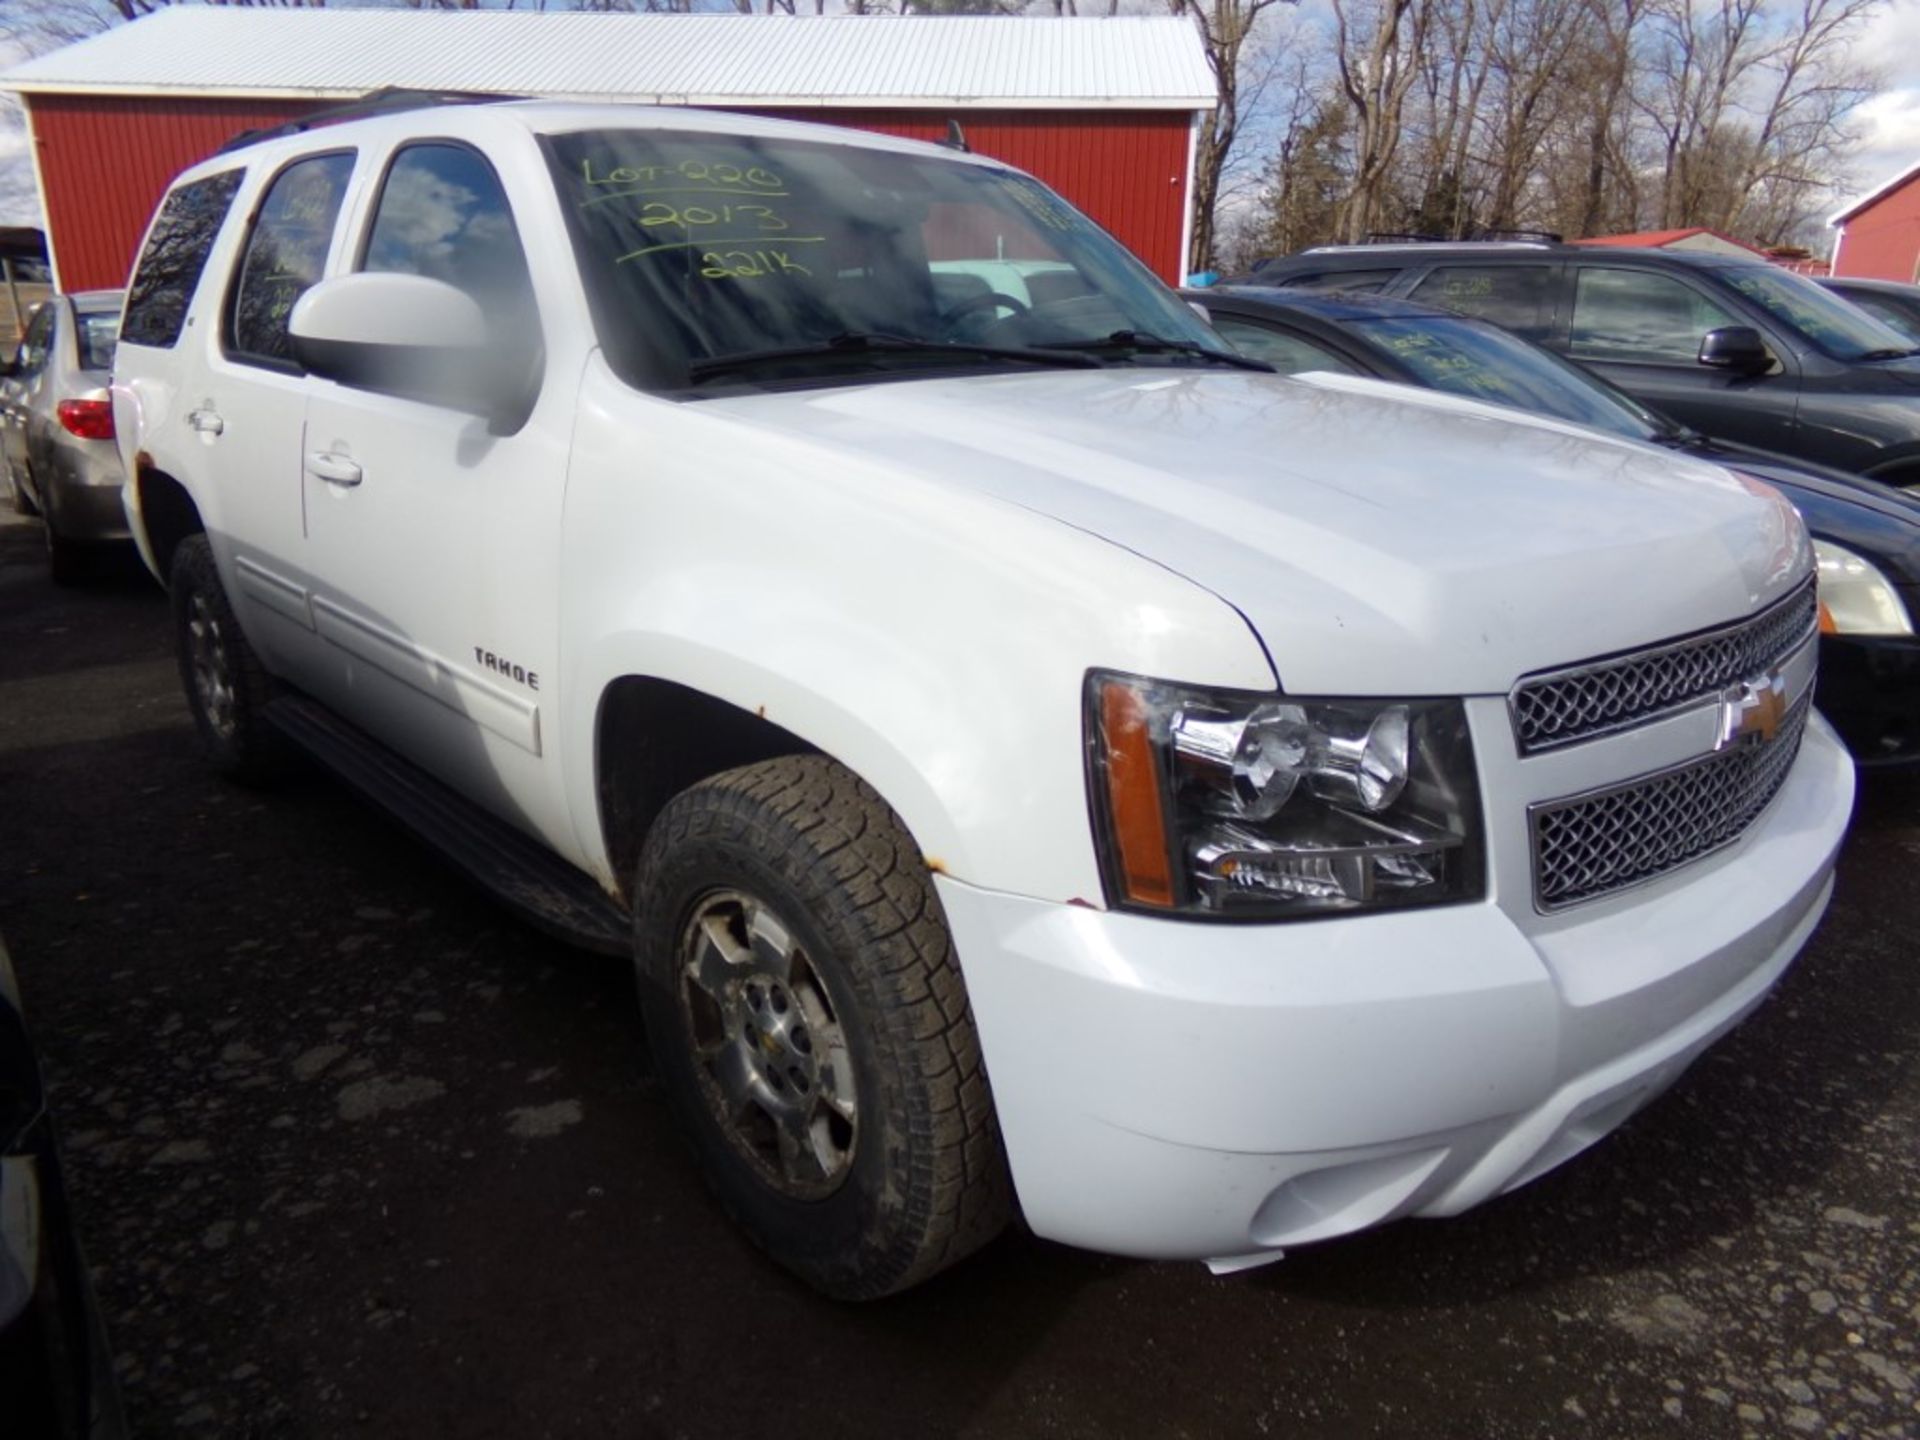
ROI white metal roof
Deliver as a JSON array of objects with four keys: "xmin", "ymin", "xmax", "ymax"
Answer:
[
  {"xmin": 0, "ymin": 10, "xmax": 1216, "ymax": 111},
  {"xmin": 1829, "ymin": 155, "xmax": 1920, "ymax": 228}
]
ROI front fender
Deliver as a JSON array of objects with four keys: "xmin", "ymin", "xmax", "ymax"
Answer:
[{"xmin": 559, "ymin": 357, "xmax": 1276, "ymax": 904}]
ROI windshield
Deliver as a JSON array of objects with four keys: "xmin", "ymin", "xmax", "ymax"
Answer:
[
  {"xmin": 1717, "ymin": 266, "xmax": 1917, "ymax": 361},
  {"xmin": 1348, "ymin": 314, "xmax": 1664, "ymax": 442},
  {"xmin": 546, "ymin": 127, "xmax": 1229, "ymax": 390}
]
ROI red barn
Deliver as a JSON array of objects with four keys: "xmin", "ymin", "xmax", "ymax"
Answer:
[
  {"xmin": 0, "ymin": 9, "xmax": 1214, "ymax": 293},
  {"xmin": 1829, "ymin": 157, "xmax": 1920, "ymax": 282}
]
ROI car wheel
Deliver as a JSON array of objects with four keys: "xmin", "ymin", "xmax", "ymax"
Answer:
[
  {"xmin": 169, "ymin": 534, "xmax": 284, "ymax": 784},
  {"xmin": 633, "ymin": 755, "xmax": 1012, "ymax": 1300}
]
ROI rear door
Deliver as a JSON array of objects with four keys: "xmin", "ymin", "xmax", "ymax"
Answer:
[
  {"xmin": 1559, "ymin": 263, "xmax": 1800, "ymax": 452},
  {"xmin": 196, "ymin": 149, "xmax": 360, "ymax": 688}
]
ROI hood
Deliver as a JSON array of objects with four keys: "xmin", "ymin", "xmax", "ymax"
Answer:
[{"xmin": 709, "ymin": 368, "xmax": 1810, "ymax": 695}]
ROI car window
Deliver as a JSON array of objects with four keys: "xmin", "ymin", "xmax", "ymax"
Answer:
[
  {"xmin": 228, "ymin": 151, "xmax": 355, "ymax": 366},
  {"xmin": 1211, "ymin": 316, "xmax": 1358, "ymax": 374},
  {"xmin": 1718, "ymin": 267, "xmax": 1914, "ymax": 360},
  {"xmin": 1839, "ymin": 290, "xmax": 1920, "ymax": 345},
  {"xmin": 361, "ymin": 144, "xmax": 537, "ymax": 330},
  {"xmin": 15, "ymin": 305, "xmax": 53, "ymax": 375},
  {"xmin": 1409, "ymin": 265, "xmax": 1553, "ymax": 339},
  {"xmin": 1569, "ymin": 268, "xmax": 1739, "ymax": 364},
  {"xmin": 75, "ymin": 311, "xmax": 119, "ymax": 373},
  {"xmin": 1272, "ymin": 268, "xmax": 1399, "ymax": 295},
  {"xmin": 122, "ymin": 169, "xmax": 244, "ymax": 349}
]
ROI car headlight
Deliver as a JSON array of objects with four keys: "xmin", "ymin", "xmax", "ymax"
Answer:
[
  {"xmin": 1814, "ymin": 539, "xmax": 1913, "ymax": 636},
  {"xmin": 1086, "ymin": 673, "xmax": 1485, "ymax": 919}
]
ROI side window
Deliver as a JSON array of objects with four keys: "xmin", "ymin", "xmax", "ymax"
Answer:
[
  {"xmin": 122, "ymin": 169, "xmax": 244, "ymax": 350},
  {"xmin": 228, "ymin": 152, "xmax": 355, "ymax": 366},
  {"xmin": 15, "ymin": 305, "xmax": 53, "ymax": 375},
  {"xmin": 362, "ymin": 144, "xmax": 535, "ymax": 325},
  {"xmin": 1410, "ymin": 265, "xmax": 1553, "ymax": 339},
  {"xmin": 1211, "ymin": 317, "xmax": 1358, "ymax": 375},
  {"xmin": 1569, "ymin": 268, "xmax": 1739, "ymax": 364}
]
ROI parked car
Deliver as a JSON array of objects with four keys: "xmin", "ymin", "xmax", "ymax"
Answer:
[
  {"xmin": 1246, "ymin": 242, "xmax": 1920, "ymax": 488},
  {"xmin": 1192, "ymin": 285, "xmax": 1920, "ymax": 767},
  {"xmin": 115, "ymin": 98, "xmax": 1852, "ymax": 1298},
  {"xmin": 0, "ymin": 290, "xmax": 128, "ymax": 582},
  {"xmin": 0, "ymin": 935, "xmax": 126, "ymax": 1439},
  {"xmin": 1819, "ymin": 276, "xmax": 1920, "ymax": 347}
]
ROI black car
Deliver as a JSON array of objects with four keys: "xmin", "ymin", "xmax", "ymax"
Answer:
[
  {"xmin": 1819, "ymin": 277, "xmax": 1920, "ymax": 347},
  {"xmin": 1192, "ymin": 284, "xmax": 1920, "ymax": 766},
  {"xmin": 1, "ymin": 935, "xmax": 125, "ymax": 1438},
  {"xmin": 1245, "ymin": 242, "xmax": 1920, "ymax": 488}
]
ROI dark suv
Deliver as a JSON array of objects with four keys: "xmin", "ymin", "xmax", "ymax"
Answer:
[{"xmin": 1248, "ymin": 243, "xmax": 1920, "ymax": 488}]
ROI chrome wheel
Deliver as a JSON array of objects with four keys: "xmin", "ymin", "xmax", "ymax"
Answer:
[
  {"xmin": 185, "ymin": 591, "xmax": 237, "ymax": 740},
  {"xmin": 679, "ymin": 889, "xmax": 858, "ymax": 1199}
]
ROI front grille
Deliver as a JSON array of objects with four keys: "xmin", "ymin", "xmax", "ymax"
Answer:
[
  {"xmin": 1529, "ymin": 691, "xmax": 1811, "ymax": 910},
  {"xmin": 1511, "ymin": 580, "xmax": 1817, "ymax": 753}
]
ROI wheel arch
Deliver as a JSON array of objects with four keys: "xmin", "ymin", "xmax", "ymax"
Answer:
[{"xmin": 131, "ymin": 460, "xmax": 206, "ymax": 586}]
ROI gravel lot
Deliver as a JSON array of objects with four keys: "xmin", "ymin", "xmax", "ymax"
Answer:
[{"xmin": 1, "ymin": 507, "xmax": 1916, "ymax": 1440}]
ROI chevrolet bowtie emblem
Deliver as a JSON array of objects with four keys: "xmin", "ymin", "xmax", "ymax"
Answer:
[{"xmin": 1716, "ymin": 667, "xmax": 1789, "ymax": 751}]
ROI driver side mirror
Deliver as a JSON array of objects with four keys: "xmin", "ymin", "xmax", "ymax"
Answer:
[
  {"xmin": 1697, "ymin": 326, "xmax": 1772, "ymax": 376},
  {"xmin": 289, "ymin": 272, "xmax": 535, "ymax": 432}
]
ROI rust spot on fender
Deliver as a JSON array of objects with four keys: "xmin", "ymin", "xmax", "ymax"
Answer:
[
  {"xmin": 756, "ymin": 704, "xmax": 766, "ymax": 719},
  {"xmin": 134, "ymin": 449, "xmax": 153, "ymax": 472},
  {"xmin": 925, "ymin": 856, "xmax": 949, "ymax": 876}
]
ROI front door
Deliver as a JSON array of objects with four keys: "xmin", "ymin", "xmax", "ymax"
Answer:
[
  {"xmin": 299, "ymin": 141, "xmax": 573, "ymax": 849},
  {"xmin": 1561, "ymin": 264, "xmax": 1801, "ymax": 453}
]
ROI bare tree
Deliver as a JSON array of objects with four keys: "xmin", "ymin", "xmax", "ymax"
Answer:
[
  {"xmin": 1167, "ymin": 0, "xmax": 1300, "ymax": 273},
  {"xmin": 1328, "ymin": 0, "xmax": 1432, "ymax": 242}
]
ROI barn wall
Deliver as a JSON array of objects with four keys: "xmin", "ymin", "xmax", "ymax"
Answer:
[
  {"xmin": 27, "ymin": 94, "xmax": 1192, "ymax": 293},
  {"xmin": 1834, "ymin": 181, "xmax": 1920, "ymax": 283},
  {"xmin": 749, "ymin": 107, "xmax": 1193, "ymax": 282},
  {"xmin": 26, "ymin": 95, "xmax": 315, "ymax": 291}
]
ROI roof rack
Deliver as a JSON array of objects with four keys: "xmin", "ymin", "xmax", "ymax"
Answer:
[
  {"xmin": 217, "ymin": 88, "xmax": 522, "ymax": 155},
  {"xmin": 1357, "ymin": 227, "xmax": 1564, "ymax": 246}
]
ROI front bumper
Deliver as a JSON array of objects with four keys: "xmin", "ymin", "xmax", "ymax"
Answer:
[
  {"xmin": 936, "ymin": 713, "xmax": 1854, "ymax": 1268},
  {"xmin": 1816, "ymin": 633, "xmax": 1920, "ymax": 768}
]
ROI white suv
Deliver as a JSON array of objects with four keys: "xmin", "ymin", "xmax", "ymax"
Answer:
[{"xmin": 114, "ymin": 98, "xmax": 1853, "ymax": 1298}]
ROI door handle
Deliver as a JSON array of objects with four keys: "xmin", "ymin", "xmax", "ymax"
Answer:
[
  {"xmin": 306, "ymin": 451, "xmax": 363, "ymax": 487},
  {"xmin": 187, "ymin": 408, "xmax": 224, "ymax": 436}
]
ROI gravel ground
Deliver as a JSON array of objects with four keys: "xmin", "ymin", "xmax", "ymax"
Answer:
[{"xmin": 0, "ymin": 508, "xmax": 1916, "ymax": 1440}]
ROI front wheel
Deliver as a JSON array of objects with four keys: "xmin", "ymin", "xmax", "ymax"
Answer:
[
  {"xmin": 633, "ymin": 756, "xmax": 1012, "ymax": 1299},
  {"xmin": 169, "ymin": 535, "xmax": 284, "ymax": 784}
]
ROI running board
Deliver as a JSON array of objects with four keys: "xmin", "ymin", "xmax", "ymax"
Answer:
[{"xmin": 266, "ymin": 695, "xmax": 631, "ymax": 955}]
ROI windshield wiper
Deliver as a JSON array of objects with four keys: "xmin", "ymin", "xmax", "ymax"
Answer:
[
  {"xmin": 1855, "ymin": 347, "xmax": 1920, "ymax": 362},
  {"xmin": 1048, "ymin": 329, "xmax": 1274, "ymax": 372},
  {"xmin": 687, "ymin": 331, "xmax": 1100, "ymax": 384}
]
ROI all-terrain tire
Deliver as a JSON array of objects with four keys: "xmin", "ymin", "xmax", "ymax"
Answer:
[
  {"xmin": 169, "ymin": 534, "xmax": 285, "ymax": 784},
  {"xmin": 633, "ymin": 755, "xmax": 1012, "ymax": 1300}
]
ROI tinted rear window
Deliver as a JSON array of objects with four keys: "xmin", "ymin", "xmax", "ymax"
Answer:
[
  {"xmin": 122, "ymin": 170, "xmax": 244, "ymax": 349},
  {"xmin": 1272, "ymin": 268, "xmax": 1399, "ymax": 295},
  {"xmin": 76, "ymin": 310, "xmax": 118, "ymax": 372},
  {"xmin": 1409, "ymin": 265, "xmax": 1552, "ymax": 339}
]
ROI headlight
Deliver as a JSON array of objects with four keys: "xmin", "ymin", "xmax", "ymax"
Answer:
[
  {"xmin": 1814, "ymin": 539, "xmax": 1913, "ymax": 636},
  {"xmin": 1087, "ymin": 673, "xmax": 1485, "ymax": 919}
]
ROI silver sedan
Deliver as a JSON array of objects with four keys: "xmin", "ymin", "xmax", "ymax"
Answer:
[{"xmin": 2, "ymin": 290, "xmax": 127, "ymax": 583}]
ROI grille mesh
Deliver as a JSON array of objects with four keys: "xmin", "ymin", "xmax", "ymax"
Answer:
[
  {"xmin": 1531, "ymin": 693, "xmax": 1811, "ymax": 910},
  {"xmin": 1511, "ymin": 582, "xmax": 1817, "ymax": 752}
]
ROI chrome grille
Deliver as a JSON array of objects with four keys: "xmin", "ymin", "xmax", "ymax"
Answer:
[
  {"xmin": 1511, "ymin": 580, "xmax": 1817, "ymax": 753},
  {"xmin": 1530, "ymin": 692, "xmax": 1811, "ymax": 910}
]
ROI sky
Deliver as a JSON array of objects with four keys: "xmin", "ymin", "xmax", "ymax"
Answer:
[{"xmin": 1, "ymin": 3, "xmax": 1919, "ymax": 246}]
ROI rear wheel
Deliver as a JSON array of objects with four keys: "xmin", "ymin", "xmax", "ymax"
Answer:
[
  {"xmin": 169, "ymin": 534, "xmax": 284, "ymax": 784},
  {"xmin": 633, "ymin": 755, "xmax": 1011, "ymax": 1299}
]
